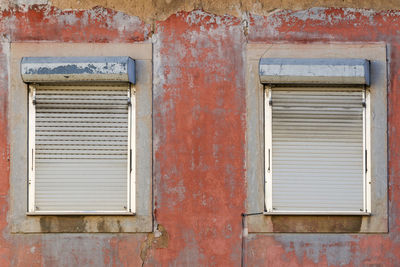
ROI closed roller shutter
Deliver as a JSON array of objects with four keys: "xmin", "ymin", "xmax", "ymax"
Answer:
[
  {"xmin": 32, "ymin": 84, "xmax": 130, "ymax": 212},
  {"xmin": 270, "ymin": 89, "xmax": 365, "ymax": 212}
]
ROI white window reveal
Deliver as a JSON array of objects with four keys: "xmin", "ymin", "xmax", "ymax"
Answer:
[
  {"xmin": 22, "ymin": 57, "xmax": 136, "ymax": 215},
  {"xmin": 260, "ymin": 58, "xmax": 371, "ymax": 215}
]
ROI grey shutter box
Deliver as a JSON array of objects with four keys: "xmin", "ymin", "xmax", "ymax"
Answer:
[
  {"xmin": 21, "ymin": 56, "xmax": 136, "ymax": 84},
  {"xmin": 270, "ymin": 89, "xmax": 364, "ymax": 212},
  {"xmin": 34, "ymin": 85, "xmax": 130, "ymax": 212},
  {"xmin": 259, "ymin": 58, "xmax": 370, "ymax": 85}
]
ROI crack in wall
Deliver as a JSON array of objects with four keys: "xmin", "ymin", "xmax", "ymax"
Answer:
[{"xmin": 140, "ymin": 224, "xmax": 169, "ymax": 266}]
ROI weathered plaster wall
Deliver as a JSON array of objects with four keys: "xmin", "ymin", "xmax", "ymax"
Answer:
[
  {"xmin": 150, "ymin": 12, "xmax": 246, "ymax": 265},
  {"xmin": 0, "ymin": 2, "xmax": 399, "ymax": 267},
  {"xmin": 49, "ymin": 0, "xmax": 400, "ymax": 23},
  {"xmin": 246, "ymin": 8, "xmax": 400, "ymax": 266}
]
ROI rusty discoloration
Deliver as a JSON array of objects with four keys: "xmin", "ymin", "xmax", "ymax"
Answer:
[
  {"xmin": 271, "ymin": 216, "xmax": 363, "ymax": 233},
  {"xmin": 140, "ymin": 224, "xmax": 169, "ymax": 265}
]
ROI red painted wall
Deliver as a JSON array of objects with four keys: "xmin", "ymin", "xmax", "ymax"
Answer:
[{"xmin": 0, "ymin": 5, "xmax": 399, "ymax": 266}]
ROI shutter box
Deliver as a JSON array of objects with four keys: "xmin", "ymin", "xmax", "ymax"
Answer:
[
  {"xmin": 259, "ymin": 58, "xmax": 370, "ymax": 86},
  {"xmin": 21, "ymin": 56, "xmax": 135, "ymax": 84}
]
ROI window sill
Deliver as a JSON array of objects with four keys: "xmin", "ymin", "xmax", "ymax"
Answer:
[
  {"xmin": 247, "ymin": 213, "xmax": 385, "ymax": 233},
  {"xmin": 263, "ymin": 211, "xmax": 371, "ymax": 216},
  {"xmin": 27, "ymin": 211, "xmax": 136, "ymax": 216}
]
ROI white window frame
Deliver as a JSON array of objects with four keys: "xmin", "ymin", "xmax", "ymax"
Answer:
[
  {"xmin": 27, "ymin": 83, "xmax": 136, "ymax": 215},
  {"xmin": 264, "ymin": 86, "xmax": 372, "ymax": 215}
]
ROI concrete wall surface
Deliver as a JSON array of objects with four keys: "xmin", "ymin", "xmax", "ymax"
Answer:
[{"xmin": 0, "ymin": 1, "xmax": 399, "ymax": 266}]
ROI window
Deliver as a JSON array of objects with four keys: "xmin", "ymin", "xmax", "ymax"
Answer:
[
  {"xmin": 10, "ymin": 43, "xmax": 152, "ymax": 233},
  {"xmin": 245, "ymin": 43, "xmax": 387, "ymax": 233},
  {"xmin": 22, "ymin": 57, "xmax": 135, "ymax": 215},
  {"xmin": 262, "ymin": 58, "xmax": 371, "ymax": 215}
]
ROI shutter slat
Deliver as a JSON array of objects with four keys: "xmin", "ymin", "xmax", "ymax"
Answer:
[
  {"xmin": 36, "ymin": 127, "xmax": 127, "ymax": 132},
  {"xmin": 34, "ymin": 85, "xmax": 130, "ymax": 212},
  {"xmin": 36, "ymin": 94, "xmax": 128, "ymax": 100},
  {"xmin": 271, "ymin": 90, "xmax": 364, "ymax": 212},
  {"xmin": 36, "ymin": 108, "xmax": 128, "ymax": 114},
  {"xmin": 36, "ymin": 104, "xmax": 128, "ymax": 109},
  {"xmin": 37, "ymin": 140, "xmax": 127, "ymax": 145},
  {"xmin": 36, "ymin": 113, "xmax": 128, "ymax": 118},
  {"xmin": 37, "ymin": 122, "xmax": 128, "ymax": 127},
  {"xmin": 36, "ymin": 145, "xmax": 127, "ymax": 150},
  {"xmin": 36, "ymin": 117, "xmax": 128, "ymax": 123}
]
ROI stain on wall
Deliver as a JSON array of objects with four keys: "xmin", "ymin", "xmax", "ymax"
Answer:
[{"xmin": 0, "ymin": 2, "xmax": 399, "ymax": 267}]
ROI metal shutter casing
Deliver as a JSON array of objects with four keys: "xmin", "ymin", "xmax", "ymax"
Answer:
[
  {"xmin": 259, "ymin": 58, "xmax": 370, "ymax": 86},
  {"xmin": 268, "ymin": 89, "xmax": 365, "ymax": 213},
  {"xmin": 31, "ymin": 84, "xmax": 131, "ymax": 213}
]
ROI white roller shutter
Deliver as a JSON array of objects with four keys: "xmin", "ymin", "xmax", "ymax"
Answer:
[
  {"xmin": 30, "ymin": 84, "xmax": 131, "ymax": 213},
  {"xmin": 266, "ymin": 89, "xmax": 366, "ymax": 213}
]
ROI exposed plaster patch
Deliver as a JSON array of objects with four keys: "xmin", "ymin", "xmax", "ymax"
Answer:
[
  {"xmin": 247, "ymin": 8, "xmax": 399, "ymax": 41},
  {"xmin": 140, "ymin": 224, "xmax": 169, "ymax": 266},
  {"xmin": 112, "ymin": 11, "xmax": 149, "ymax": 36},
  {"xmin": 56, "ymin": 12, "xmax": 79, "ymax": 25},
  {"xmin": 251, "ymin": 13, "xmax": 281, "ymax": 38},
  {"xmin": 1, "ymin": 0, "xmax": 48, "ymax": 12},
  {"xmin": 241, "ymin": 12, "xmax": 249, "ymax": 37},
  {"xmin": 290, "ymin": 7, "xmax": 329, "ymax": 22},
  {"xmin": 276, "ymin": 7, "xmax": 378, "ymax": 25},
  {"xmin": 183, "ymin": 9, "xmax": 241, "ymax": 27},
  {"xmin": 0, "ymin": 41, "xmax": 10, "ymax": 83},
  {"xmin": 165, "ymin": 179, "xmax": 186, "ymax": 205}
]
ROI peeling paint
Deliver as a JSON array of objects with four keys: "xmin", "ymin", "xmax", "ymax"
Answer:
[
  {"xmin": 140, "ymin": 224, "xmax": 169, "ymax": 266},
  {"xmin": 0, "ymin": 5, "xmax": 150, "ymax": 42},
  {"xmin": 33, "ymin": 0, "xmax": 400, "ymax": 24},
  {"xmin": 0, "ymin": 4, "xmax": 398, "ymax": 267}
]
